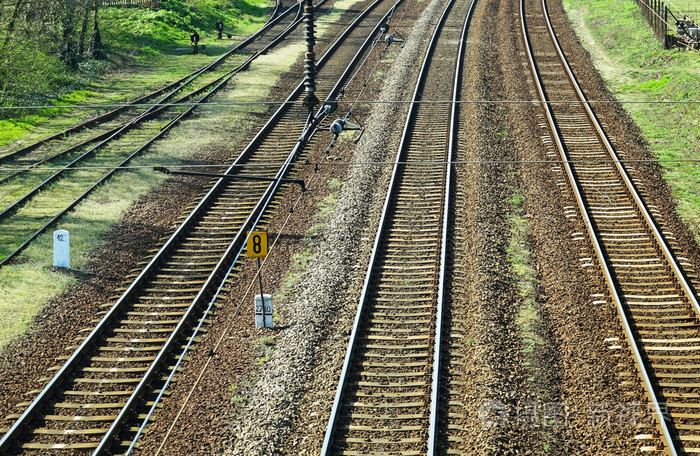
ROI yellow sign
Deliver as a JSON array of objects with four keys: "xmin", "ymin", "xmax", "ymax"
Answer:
[{"xmin": 246, "ymin": 231, "xmax": 268, "ymax": 257}]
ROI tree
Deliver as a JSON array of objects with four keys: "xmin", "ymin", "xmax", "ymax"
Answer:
[
  {"xmin": 1, "ymin": 0, "xmax": 28, "ymax": 51},
  {"xmin": 89, "ymin": 0, "xmax": 104, "ymax": 59}
]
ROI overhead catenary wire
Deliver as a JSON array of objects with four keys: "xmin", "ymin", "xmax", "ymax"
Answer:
[
  {"xmin": 2, "ymin": 156, "xmax": 699, "ymax": 175},
  {"xmin": 1, "ymin": 99, "xmax": 699, "ymax": 110},
  {"xmin": 320, "ymin": 10, "xmax": 400, "ymax": 152},
  {"xmin": 335, "ymin": 0, "xmax": 406, "ymax": 103},
  {"xmin": 339, "ymin": 19, "xmax": 405, "ymax": 123}
]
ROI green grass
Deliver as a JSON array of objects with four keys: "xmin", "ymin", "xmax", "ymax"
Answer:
[
  {"xmin": 562, "ymin": 0, "xmax": 700, "ymax": 242},
  {"xmin": 306, "ymin": 192, "xmax": 339, "ymax": 242},
  {"xmin": 506, "ymin": 188, "xmax": 543, "ymax": 355},
  {"xmin": 0, "ymin": 166, "xmax": 164, "ymax": 349},
  {"xmin": 0, "ymin": 91, "xmax": 98, "ymax": 147},
  {"xmin": 100, "ymin": 0, "xmax": 271, "ymax": 60},
  {"xmin": 257, "ymin": 335, "xmax": 274, "ymax": 346},
  {"xmin": 0, "ymin": 44, "xmax": 294, "ymax": 351},
  {"xmin": 276, "ymin": 179, "xmax": 341, "ymax": 301},
  {"xmin": 0, "ymin": 0, "xmax": 273, "ymax": 147},
  {"xmin": 0, "ymin": 267, "xmax": 73, "ymax": 349}
]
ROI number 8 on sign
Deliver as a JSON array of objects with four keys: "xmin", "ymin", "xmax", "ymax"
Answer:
[{"xmin": 246, "ymin": 231, "xmax": 268, "ymax": 257}]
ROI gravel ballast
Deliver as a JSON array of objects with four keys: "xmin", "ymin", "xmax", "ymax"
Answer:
[{"xmin": 1, "ymin": 0, "xmax": 699, "ymax": 453}]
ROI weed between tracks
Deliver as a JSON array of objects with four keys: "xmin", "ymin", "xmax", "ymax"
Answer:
[
  {"xmin": 507, "ymin": 187, "xmax": 543, "ymax": 362},
  {"xmin": 562, "ymin": 0, "xmax": 700, "ymax": 243},
  {"xmin": 507, "ymin": 183, "xmax": 562, "ymax": 452},
  {"xmin": 278, "ymin": 181, "xmax": 340, "ymax": 299}
]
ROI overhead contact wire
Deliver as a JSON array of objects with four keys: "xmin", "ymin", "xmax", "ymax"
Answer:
[
  {"xmin": 3, "ymin": 156, "xmax": 699, "ymax": 175},
  {"xmin": 3, "ymin": 99, "xmax": 698, "ymax": 111}
]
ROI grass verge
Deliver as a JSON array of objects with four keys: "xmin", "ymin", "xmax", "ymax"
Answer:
[
  {"xmin": 0, "ymin": 167, "xmax": 162, "ymax": 349},
  {"xmin": 0, "ymin": 0, "xmax": 273, "ymax": 148},
  {"xmin": 100, "ymin": 0, "xmax": 272, "ymax": 60},
  {"xmin": 0, "ymin": 91, "xmax": 98, "ymax": 147},
  {"xmin": 0, "ymin": 43, "xmax": 302, "ymax": 351},
  {"xmin": 276, "ymin": 180, "xmax": 341, "ymax": 301}
]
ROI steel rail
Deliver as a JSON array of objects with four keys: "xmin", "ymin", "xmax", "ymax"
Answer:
[
  {"xmin": 0, "ymin": 31, "xmax": 280, "ymax": 186},
  {"xmin": 0, "ymin": 51, "xmax": 271, "ymax": 268},
  {"xmin": 0, "ymin": 0, "xmax": 297, "ymax": 166},
  {"xmin": 0, "ymin": 0, "xmax": 395, "ymax": 451},
  {"xmin": 0, "ymin": 2, "xmax": 303, "ymax": 217},
  {"xmin": 270, "ymin": 0, "xmax": 283, "ymax": 20},
  {"xmin": 0, "ymin": 78, "xmax": 195, "ymax": 166},
  {"xmin": 126, "ymin": 8, "xmax": 409, "ymax": 449},
  {"xmin": 96, "ymin": 0, "xmax": 399, "ymax": 451},
  {"xmin": 520, "ymin": 0, "xmax": 680, "ymax": 452},
  {"xmin": 320, "ymin": 0, "xmax": 464, "ymax": 452},
  {"xmin": 428, "ymin": 0, "xmax": 476, "ymax": 452},
  {"xmin": 0, "ymin": 0, "xmax": 328, "ymax": 268}
]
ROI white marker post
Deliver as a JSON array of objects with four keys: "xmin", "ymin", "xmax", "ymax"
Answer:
[
  {"xmin": 53, "ymin": 230, "xmax": 70, "ymax": 269},
  {"xmin": 247, "ymin": 231, "xmax": 273, "ymax": 328},
  {"xmin": 255, "ymin": 294, "xmax": 273, "ymax": 329}
]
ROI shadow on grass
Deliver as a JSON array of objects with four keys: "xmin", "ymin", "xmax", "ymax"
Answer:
[
  {"xmin": 235, "ymin": 0, "xmax": 271, "ymax": 18},
  {"xmin": 167, "ymin": 44, "xmax": 232, "ymax": 56}
]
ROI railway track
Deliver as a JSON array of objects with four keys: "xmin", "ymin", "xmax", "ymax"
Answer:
[
  {"xmin": 522, "ymin": 0, "xmax": 700, "ymax": 453},
  {"xmin": 0, "ymin": 0, "xmax": 309, "ymax": 266},
  {"xmin": 320, "ymin": 0, "xmax": 475, "ymax": 453},
  {"xmin": 0, "ymin": 0, "xmax": 406, "ymax": 452}
]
